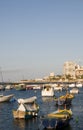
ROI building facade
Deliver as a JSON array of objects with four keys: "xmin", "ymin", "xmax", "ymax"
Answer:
[
  {"xmin": 63, "ymin": 61, "xmax": 83, "ymax": 79},
  {"xmin": 63, "ymin": 61, "xmax": 76, "ymax": 78},
  {"xmin": 75, "ymin": 66, "xmax": 83, "ymax": 77}
]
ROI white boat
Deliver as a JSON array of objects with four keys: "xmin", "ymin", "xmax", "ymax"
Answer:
[
  {"xmin": 0, "ymin": 85, "xmax": 5, "ymax": 90},
  {"xmin": 13, "ymin": 96, "xmax": 39, "ymax": 119},
  {"xmin": 76, "ymin": 83, "xmax": 82, "ymax": 88},
  {"xmin": 41, "ymin": 84, "xmax": 54, "ymax": 97},
  {"xmin": 17, "ymin": 96, "xmax": 37, "ymax": 104},
  {"xmin": 33, "ymin": 85, "xmax": 41, "ymax": 89},
  {"xmin": 51, "ymin": 84, "xmax": 62, "ymax": 91},
  {"xmin": 70, "ymin": 88, "xmax": 79, "ymax": 94},
  {"xmin": 0, "ymin": 94, "xmax": 14, "ymax": 102},
  {"xmin": 69, "ymin": 83, "xmax": 75, "ymax": 88},
  {"xmin": 5, "ymin": 85, "xmax": 12, "ymax": 90}
]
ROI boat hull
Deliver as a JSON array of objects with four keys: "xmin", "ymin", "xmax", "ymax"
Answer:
[
  {"xmin": 42, "ymin": 117, "xmax": 72, "ymax": 129},
  {"xmin": 70, "ymin": 88, "xmax": 79, "ymax": 94},
  {"xmin": 13, "ymin": 110, "xmax": 38, "ymax": 119},
  {"xmin": 41, "ymin": 85, "xmax": 54, "ymax": 97},
  {"xmin": 0, "ymin": 94, "xmax": 14, "ymax": 102},
  {"xmin": 41, "ymin": 109, "xmax": 72, "ymax": 129}
]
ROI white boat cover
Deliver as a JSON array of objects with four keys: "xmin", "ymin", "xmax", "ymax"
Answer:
[
  {"xmin": 17, "ymin": 96, "xmax": 37, "ymax": 104},
  {"xmin": 17, "ymin": 103, "xmax": 26, "ymax": 111}
]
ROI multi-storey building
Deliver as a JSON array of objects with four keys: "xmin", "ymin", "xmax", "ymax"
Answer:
[
  {"xmin": 75, "ymin": 66, "xmax": 83, "ymax": 77},
  {"xmin": 63, "ymin": 61, "xmax": 76, "ymax": 78},
  {"xmin": 63, "ymin": 61, "xmax": 83, "ymax": 79}
]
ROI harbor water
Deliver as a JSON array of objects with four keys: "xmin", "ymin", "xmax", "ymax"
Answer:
[{"xmin": 0, "ymin": 87, "xmax": 83, "ymax": 130}]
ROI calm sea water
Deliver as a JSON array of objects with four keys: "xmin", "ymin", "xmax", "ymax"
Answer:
[{"xmin": 0, "ymin": 87, "xmax": 83, "ymax": 130}]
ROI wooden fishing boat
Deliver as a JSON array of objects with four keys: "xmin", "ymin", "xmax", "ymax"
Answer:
[
  {"xmin": 41, "ymin": 108, "xmax": 73, "ymax": 129},
  {"xmin": 0, "ymin": 94, "xmax": 14, "ymax": 102},
  {"xmin": 13, "ymin": 96, "xmax": 39, "ymax": 119},
  {"xmin": 47, "ymin": 109, "xmax": 72, "ymax": 119},
  {"xmin": 55, "ymin": 92, "xmax": 74, "ymax": 106}
]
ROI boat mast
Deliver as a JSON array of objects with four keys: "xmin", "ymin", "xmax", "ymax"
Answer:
[{"xmin": 0, "ymin": 67, "xmax": 4, "ymax": 83}]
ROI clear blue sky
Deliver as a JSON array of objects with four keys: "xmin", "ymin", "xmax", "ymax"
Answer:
[{"xmin": 0, "ymin": 0, "xmax": 83, "ymax": 81}]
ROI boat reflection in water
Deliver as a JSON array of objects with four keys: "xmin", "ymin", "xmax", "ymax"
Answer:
[
  {"xmin": 13, "ymin": 117, "xmax": 39, "ymax": 130},
  {"xmin": 42, "ymin": 97, "xmax": 54, "ymax": 102},
  {"xmin": 13, "ymin": 119, "xmax": 26, "ymax": 129}
]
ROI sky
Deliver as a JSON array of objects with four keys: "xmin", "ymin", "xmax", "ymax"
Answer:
[{"xmin": 0, "ymin": 0, "xmax": 83, "ymax": 82}]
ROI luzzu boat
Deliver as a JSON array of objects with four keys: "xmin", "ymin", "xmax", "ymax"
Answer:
[
  {"xmin": 55, "ymin": 92, "xmax": 74, "ymax": 106},
  {"xmin": 41, "ymin": 108, "xmax": 73, "ymax": 129},
  {"xmin": 13, "ymin": 96, "xmax": 39, "ymax": 119}
]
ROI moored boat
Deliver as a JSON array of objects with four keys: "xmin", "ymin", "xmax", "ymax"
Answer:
[
  {"xmin": 69, "ymin": 83, "xmax": 75, "ymax": 88},
  {"xmin": 0, "ymin": 94, "xmax": 14, "ymax": 102},
  {"xmin": 5, "ymin": 85, "xmax": 12, "ymax": 90},
  {"xmin": 51, "ymin": 83, "xmax": 63, "ymax": 91},
  {"xmin": 17, "ymin": 96, "xmax": 37, "ymax": 104},
  {"xmin": 41, "ymin": 84, "xmax": 54, "ymax": 97},
  {"xmin": 41, "ymin": 108, "xmax": 73, "ymax": 129},
  {"xmin": 0, "ymin": 85, "xmax": 5, "ymax": 91},
  {"xmin": 76, "ymin": 83, "xmax": 82, "ymax": 88},
  {"xmin": 70, "ymin": 88, "xmax": 79, "ymax": 94},
  {"xmin": 15, "ymin": 84, "xmax": 26, "ymax": 91},
  {"xmin": 55, "ymin": 92, "xmax": 74, "ymax": 106},
  {"xmin": 13, "ymin": 96, "xmax": 39, "ymax": 119}
]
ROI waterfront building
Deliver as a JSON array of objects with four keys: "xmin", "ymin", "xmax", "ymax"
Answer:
[
  {"xmin": 63, "ymin": 61, "xmax": 76, "ymax": 78},
  {"xmin": 75, "ymin": 66, "xmax": 83, "ymax": 78},
  {"xmin": 63, "ymin": 61, "xmax": 83, "ymax": 80}
]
